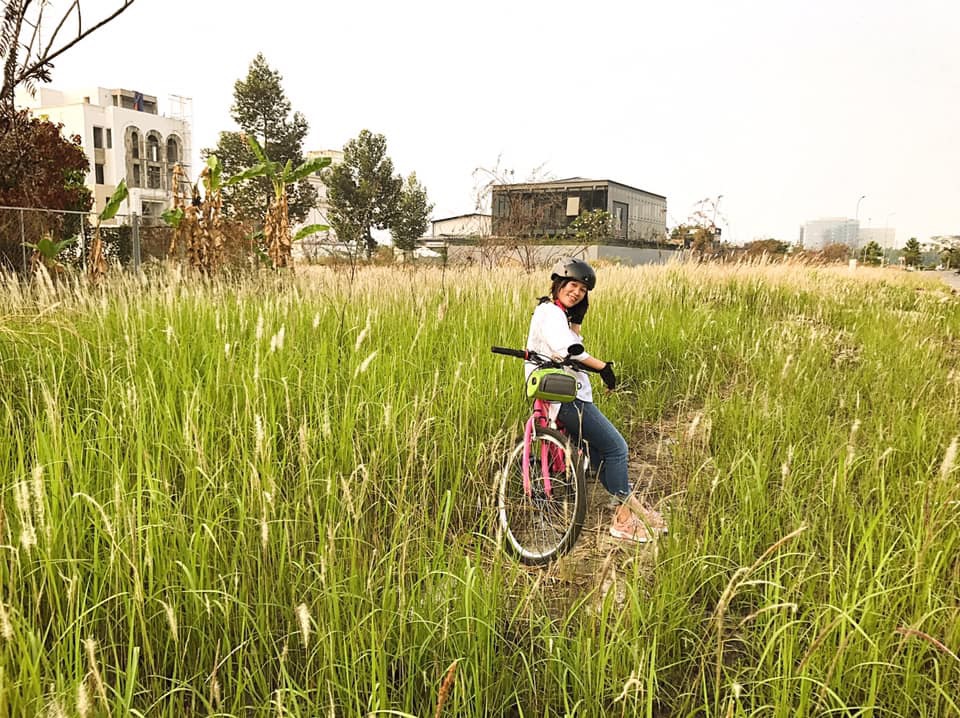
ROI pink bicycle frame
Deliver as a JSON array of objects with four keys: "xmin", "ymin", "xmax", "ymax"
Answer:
[{"xmin": 521, "ymin": 399, "xmax": 567, "ymax": 498}]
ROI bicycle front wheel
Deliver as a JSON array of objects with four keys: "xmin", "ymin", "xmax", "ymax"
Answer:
[{"xmin": 498, "ymin": 425, "xmax": 586, "ymax": 565}]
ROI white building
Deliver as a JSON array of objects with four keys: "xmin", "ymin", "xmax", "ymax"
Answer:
[
  {"xmin": 294, "ymin": 148, "xmax": 345, "ymax": 260},
  {"xmin": 925, "ymin": 235, "xmax": 960, "ymax": 253},
  {"xmin": 301, "ymin": 148, "xmax": 344, "ymax": 234},
  {"xmin": 16, "ymin": 86, "xmax": 192, "ymax": 221},
  {"xmin": 431, "ymin": 213, "xmax": 491, "ymax": 239},
  {"xmin": 800, "ymin": 218, "xmax": 860, "ymax": 250},
  {"xmin": 857, "ymin": 227, "xmax": 896, "ymax": 250}
]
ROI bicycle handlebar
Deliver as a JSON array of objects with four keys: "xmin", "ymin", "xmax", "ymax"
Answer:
[
  {"xmin": 490, "ymin": 345, "xmax": 598, "ymax": 373},
  {"xmin": 491, "ymin": 346, "xmax": 528, "ymax": 360}
]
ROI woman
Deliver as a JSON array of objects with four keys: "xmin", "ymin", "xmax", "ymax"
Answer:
[{"xmin": 525, "ymin": 257, "xmax": 667, "ymax": 542}]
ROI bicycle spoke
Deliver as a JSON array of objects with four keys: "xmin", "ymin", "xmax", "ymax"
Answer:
[{"xmin": 499, "ymin": 428, "xmax": 585, "ymax": 563}]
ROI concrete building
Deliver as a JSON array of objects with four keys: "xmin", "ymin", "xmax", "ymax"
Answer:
[
  {"xmin": 491, "ymin": 177, "xmax": 666, "ymax": 243},
  {"xmin": 300, "ymin": 148, "xmax": 344, "ymax": 235},
  {"xmin": 294, "ymin": 149, "xmax": 344, "ymax": 260},
  {"xmin": 857, "ymin": 227, "xmax": 896, "ymax": 250},
  {"xmin": 17, "ymin": 87, "xmax": 192, "ymax": 221},
  {"xmin": 430, "ymin": 213, "xmax": 491, "ymax": 239},
  {"xmin": 925, "ymin": 235, "xmax": 960, "ymax": 253},
  {"xmin": 800, "ymin": 218, "xmax": 860, "ymax": 250}
]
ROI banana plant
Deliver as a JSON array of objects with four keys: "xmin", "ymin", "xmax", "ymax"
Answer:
[
  {"xmin": 24, "ymin": 233, "xmax": 76, "ymax": 273},
  {"xmin": 88, "ymin": 180, "xmax": 129, "ymax": 281},
  {"xmin": 226, "ymin": 136, "xmax": 330, "ymax": 268}
]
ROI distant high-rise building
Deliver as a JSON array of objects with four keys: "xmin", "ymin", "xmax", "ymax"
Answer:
[{"xmin": 801, "ymin": 218, "xmax": 860, "ymax": 250}]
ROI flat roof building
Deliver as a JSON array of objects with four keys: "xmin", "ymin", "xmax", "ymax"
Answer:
[
  {"xmin": 16, "ymin": 86, "xmax": 192, "ymax": 221},
  {"xmin": 491, "ymin": 177, "xmax": 666, "ymax": 244}
]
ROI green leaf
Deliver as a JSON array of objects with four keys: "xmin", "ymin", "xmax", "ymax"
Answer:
[
  {"xmin": 100, "ymin": 180, "xmax": 128, "ymax": 221},
  {"xmin": 254, "ymin": 246, "xmax": 273, "ymax": 267},
  {"xmin": 225, "ymin": 163, "xmax": 272, "ymax": 186},
  {"xmin": 286, "ymin": 156, "xmax": 331, "ymax": 185},
  {"xmin": 206, "ymin": 155, "xmax": 223, "ymax": 191},
  {"xmin": 293, "ymin": 224, "xmax": 330, "ymax": 242},
  {"xmin": 161, "ymin": 207, "xmax": 185, "ymax": 229},
  {"xmin": 26, "ymin": 235, "xmax": 75, "ymax": 260},
  {"xmin": 246, "ymin": 135, "xmax": 269, "ymax": 164}
]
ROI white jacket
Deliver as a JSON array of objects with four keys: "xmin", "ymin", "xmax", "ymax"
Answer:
[{"xmin": 524, "ymin": 301, "xmax": 594, "ymax": 403}]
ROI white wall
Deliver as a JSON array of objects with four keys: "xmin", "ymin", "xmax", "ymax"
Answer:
[{"xmin": 432, "ymin": 214, "xmax": 491, "ymax": 238}]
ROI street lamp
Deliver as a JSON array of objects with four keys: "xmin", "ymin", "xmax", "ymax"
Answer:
[{"xmin": 854, "ymin": 195, "xmax": 866, "ymax": 252}]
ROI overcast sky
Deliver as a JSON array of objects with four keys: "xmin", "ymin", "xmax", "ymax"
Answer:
[{"xmin": 47, "ymin": 0, "xmax": 959, "ymax": 244}]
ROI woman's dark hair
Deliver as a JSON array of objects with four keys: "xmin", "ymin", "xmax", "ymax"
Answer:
[{"xmin": 550, "ymin": 277, "xmax": 567, "ymax": 300}]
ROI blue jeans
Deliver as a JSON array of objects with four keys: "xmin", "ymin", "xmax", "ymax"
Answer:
[{"xmin": 557, "ymin": 399, "xmax": 630, "ymax": 499}]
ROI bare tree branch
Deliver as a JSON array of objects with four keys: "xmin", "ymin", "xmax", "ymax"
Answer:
[
  {"xmin": 41, "ymin": 1, "xmax": 81, "ymax": 61},
  {"xmin": 1, "ymin": 0, "xmax": 137, "ymax": 111},
  {"xmin": 18, "ymin": 0, "xmax": 135, "ymax": 87}
]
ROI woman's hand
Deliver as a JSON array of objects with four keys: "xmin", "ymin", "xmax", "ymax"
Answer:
[{"xmin": 599, "ymin": 362, "xmax": 617, "ymax": 390}]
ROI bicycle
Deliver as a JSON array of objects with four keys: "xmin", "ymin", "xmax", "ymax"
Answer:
[{"xmin": 490, "ymin": 343, "xmax": 596, "ymax": 565}]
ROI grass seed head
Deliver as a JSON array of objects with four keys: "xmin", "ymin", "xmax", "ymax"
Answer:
[
  {"xmin": 270, "ymin": 325, "xmax": 285, "ymax": 353},
  {"xmin": 296, "ymin": 603, "xmax": 311, "ymax": 649},
  {"xmin": 161, "ymin": 600, "xmax": 178, "ymax": 643},
  {"xmin": 355, "ymin": 350, "xmax": 378, "ymax": 377},
  {"xmin": 76, "ymin": 679, "xmax": 90, "ymax": 718},
  {"xmin": 84, "ymin": 638, "xmax": 107, "ymax": 706},
  {"xmin": 355, "ymin": 314, "xmax": 371, "ymax": 351},
  {"xmin": 0, "ymin": 601, "xmax": 12, "ymax": 640},
  {"xmin": 15, "ymin": 481, "xmax": 37, "ymax": 551},
  {"xmin": 940, "ymin": 436, "xmax": 958, "ymax": 482},
  {"xmin": 254, "ymin": 415, "xmax": 265, "ymax": 458}
]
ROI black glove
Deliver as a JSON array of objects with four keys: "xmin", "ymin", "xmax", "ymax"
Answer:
[
  {"xmin": 599, "ymin": 361, "xmax": 617, "ymax": 390},
  {"xmin": 567, "ymin": 293, "xmax": 589, "ymax": 326}
]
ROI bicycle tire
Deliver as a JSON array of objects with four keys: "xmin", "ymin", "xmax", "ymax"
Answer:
[{"xmin": 498, "ymin": 425, "xmax": 586, "ymax": 565}]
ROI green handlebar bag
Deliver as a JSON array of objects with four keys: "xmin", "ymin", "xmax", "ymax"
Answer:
[{"xmin": 526, "ymin": 368, "xmax": 579, "ymax": 402}]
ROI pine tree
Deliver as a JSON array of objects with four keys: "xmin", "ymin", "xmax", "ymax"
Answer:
[
  {"xmin": 203, "ymin": 54, "xmax": 316, "ymax": 224},
  {"xmin": 902, "ymin": 237, "xmax": 921, "ymax": 267}
]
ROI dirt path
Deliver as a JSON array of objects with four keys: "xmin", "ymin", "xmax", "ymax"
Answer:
[{"xmin": 534, "ymin": 417, "xmax": 682, "ymax": 609}]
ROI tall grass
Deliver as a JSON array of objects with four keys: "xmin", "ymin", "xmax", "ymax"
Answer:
[{"xmin": 0, "ymin": 262, "xmax": 957, "ymax": 716}]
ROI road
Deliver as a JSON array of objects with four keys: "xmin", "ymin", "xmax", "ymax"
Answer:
[{"xmin": 937, "ymin": 270, "xmax": 960, "ymax": 292}]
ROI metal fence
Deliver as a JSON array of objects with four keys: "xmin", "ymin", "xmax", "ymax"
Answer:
[{"xmin": 0, "ymin": 206, "xmax": 174, "ymax": 274}]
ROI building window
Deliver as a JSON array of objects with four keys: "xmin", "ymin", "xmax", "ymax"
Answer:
[
  {"xmin": 93, "ymin": 127, "xmax": 103, "ymax": 149},
  {"xmin": 106, "ymin": 129, "xmax": 112, "ymax": 149},
  {"xmin": 95, "ymin": 163, "xmax": 105, "ymax": 184},
  {"xmin": 166, "ymin": 137, "xmax": 179, "ymax": 163},
  {"xmin": 147, "ymin": 136, "xmax": 160, "ymax": 162},
  {"xmin": 613, "ymin": 201, "xmax": 628, "ymax": 237},
  {"xmin": 132, "ymin": 165, "xmax": 141, "ymax": 187},
  {"xmin": 147, "ymin": 165, "xmax": 161, "ymax": 189},
  {"xmin": 131, "ymin": 131, "xmax": 140, "ymax": 159}
]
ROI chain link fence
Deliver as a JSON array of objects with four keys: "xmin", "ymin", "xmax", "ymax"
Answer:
[{"xmin": 0, "ymin": 206, "xmax": 174, "ymax": 274}]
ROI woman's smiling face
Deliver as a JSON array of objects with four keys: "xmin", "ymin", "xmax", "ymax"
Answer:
[{"xmin": 557, "ymin": 280, "xmax": 587, "ymax": 309}]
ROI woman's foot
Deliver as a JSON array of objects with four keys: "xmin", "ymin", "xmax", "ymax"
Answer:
[
  {"xmin": 636, "ymin": 506, "xmax": 668, "ymax": 534},
  {"xmin": 612, "ymin": 496, "xmax": 669, "ymax": 535},
  {"xmin": 610, "ymin": 514, "xmax": 652, "ymax": 543}
]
